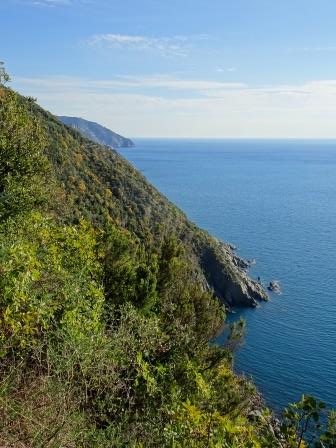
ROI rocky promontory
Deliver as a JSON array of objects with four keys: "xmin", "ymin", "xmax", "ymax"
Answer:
[
  {"xmin": 196, "ymin": 240, "xmax": 268, "ymax": 308},
  {"xmin": 58, "ymin": 116, "xmax": 135, "ymax": 148}
]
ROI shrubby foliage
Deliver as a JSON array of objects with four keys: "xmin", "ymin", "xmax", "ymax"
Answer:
[
  {"xmin": 0, "ymin": 69, "xmax": 334, "ymax": 447},
  {"xmin": 281, "ymin": 395, "xmax": 336, "ymax": 448},
  {"xmin": 0, "ymin": 214, "xmax": 104, "ymax": 353},
  {"xmin": 0, "ymin": 86, "xmax": 48, "ymax": 220}
]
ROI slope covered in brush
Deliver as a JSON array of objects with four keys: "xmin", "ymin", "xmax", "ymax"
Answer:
[
  {"xmin": 0, "ymin": 80, "xmax": 275, "ymax": 447},
  {"xmin": 43, "ymin": 109, "xmax": 267, "ymax": 308}
]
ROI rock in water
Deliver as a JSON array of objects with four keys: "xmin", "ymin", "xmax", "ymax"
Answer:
[{"xmin": 267, "ymin": 281, "xmax": 281, "ymax": 294}]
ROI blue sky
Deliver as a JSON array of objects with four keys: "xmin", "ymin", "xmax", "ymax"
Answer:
[{"xmin": 2, "ymin": 0, "xmax": 336, "ymax": 137}]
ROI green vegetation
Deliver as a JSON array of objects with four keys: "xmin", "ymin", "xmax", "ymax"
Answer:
[
  {"xmin": 281, "ymin": 395, "xmax": 336, "ymax": 448},
  {"xmin": 0, "ymin": 66, "xmax": 334, "ymax": 446}
]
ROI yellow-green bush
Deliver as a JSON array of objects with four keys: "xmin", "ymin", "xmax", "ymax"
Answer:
[{"xmin": 0, "ymin": 213, "xmax": 104, "ymax": 353}]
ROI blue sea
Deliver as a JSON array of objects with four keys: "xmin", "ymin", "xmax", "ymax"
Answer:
[{"xmin": 119, "ymin": 139, "xmax": 336, "ymax": 413}]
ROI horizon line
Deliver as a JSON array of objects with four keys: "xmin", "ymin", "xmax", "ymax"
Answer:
[{"xmin": 129, "ymin": 136, "xmax": 336, "ymax": 141}]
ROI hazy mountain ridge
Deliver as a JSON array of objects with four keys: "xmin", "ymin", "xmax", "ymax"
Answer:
[{"xmin": 58, "ymin": 115, "xmax": 135, "ymax": 148}]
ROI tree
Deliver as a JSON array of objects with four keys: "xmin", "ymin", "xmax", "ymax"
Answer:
[
  {"xmin": 281, "ymin": 395, "xmax": 328, "ymax": 447},
  {"xmin": 0, "ymin": 61, "xmax": 10, "ymax": 85},
  {"xmin": 0, "ymin": 72, "xmax": 48, "ymax": 220}
]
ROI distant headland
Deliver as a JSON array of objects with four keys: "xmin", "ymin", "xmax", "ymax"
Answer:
[{"xmin": 58, "ymin": 116, "xmax": 135, "ymax": 149}]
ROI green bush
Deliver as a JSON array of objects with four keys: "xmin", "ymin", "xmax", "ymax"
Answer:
[{"xmin": 0, "ymin": 213, "xmax": 104, "ymax": 354}]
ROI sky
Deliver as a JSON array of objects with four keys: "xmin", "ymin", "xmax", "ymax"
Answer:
[{"xmin": 2, "ymin": 0, "xmax": 336, "ymax": 138}]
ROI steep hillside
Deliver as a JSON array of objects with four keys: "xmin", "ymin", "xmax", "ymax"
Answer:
[
  {"xmin": 58, "ymin": 115, "xmax": 135, "ymax": 148},
  {"xmin": 2, "ymin": 78, "xmax": 335, "ymax": 447},
  {"xmin": 47, "ymin": 108, "xmax": 266, "ymax": 308},
  {"xmin": 0, "ymin": 83, "xmax": 276, "ymax": 447}
]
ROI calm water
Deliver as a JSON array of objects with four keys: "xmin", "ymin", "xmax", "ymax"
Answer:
[{"xmin": 119, "ymin": 139, "xmax": 336, "ymax": 412}]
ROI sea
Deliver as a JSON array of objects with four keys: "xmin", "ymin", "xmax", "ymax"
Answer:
[{"xmin": 119, "ymin": 139, "xmax": 336, "ymax": 413}]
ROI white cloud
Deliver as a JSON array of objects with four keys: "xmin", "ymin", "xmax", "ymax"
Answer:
[
  {"xmin": 289, "ymin": 45, "xmax": 336, "ymax": 53},
  {"xmin": 87, "ymin": 34, "xmax": 205, "ymax": 57},
  {"xmin": 12, "ymin": 75, "xmax": 336, "ymax": 138},
  {"xmin": 115, "ymin": 75, "xmax": 246, "ymax": 91},
  {"xmin": 16, "ymin": 75, "xmax": 247, "ymax": 92},
  {"xmin": 22, "ymin": 0, "xmax": 90, "ymax": 6},
  {"xmin": 27, "ymin": 0, "xmax": 71, "ymax": 6},
  {"xmin": 216, "ymin": 67, "xmax": 237, "ymax": 73}
]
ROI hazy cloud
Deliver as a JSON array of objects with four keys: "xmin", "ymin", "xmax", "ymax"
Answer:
[
  {"xmin": 88, "ymin": 34, "xmax": 207, "ymax": 57},
  {"xmin": 289, "ymin": 45, "xmax": 336, "ymax": 53},
  {"xmin": 12, "ymin": 75, "xmax": 336, "ymax": 138},
  {"xmin": 27, "ymin": 0, "xmax": 71, "ymax": 6},
  {"xmin": 22, "ymin": 0, "xmax": 91, "ymax": 6},
  {"xmin": 15, "ymin": 75, "xmax": 247, "ymax": 92}
]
